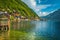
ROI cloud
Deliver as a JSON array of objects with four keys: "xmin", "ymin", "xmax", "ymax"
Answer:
[
  {"xmin": 30, "ymin": 0, "xmax": 36, "ymax": 6},
  {"xmin": 38, "ymin": 12, "xmax": 49, "ymax": 16},
  {"xmin": 22, "ymin": 0, "xmax": 51, "ymax": 16},
  {"xmin": 29, "ymin": 0, "xmax": 51, "ymax": 16},
  {"xmin": 29, "ymin": 0, "xmax": 51, "ymax": 11},
  {"xmin": 35, "ymin": 5, "xmax": 51, "ymax": 11}
]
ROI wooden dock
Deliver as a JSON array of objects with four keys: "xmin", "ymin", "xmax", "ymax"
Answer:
[{"xmin": 0, "ymin": 18, "xmax": 10, "ymax": 31}]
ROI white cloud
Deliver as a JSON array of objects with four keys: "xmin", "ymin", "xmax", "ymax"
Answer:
[
  {"xmin": 29, "ymin": 0, "xmax": 51, "ymax": 11},
  {"xmin": 29, "ymin": 0, "xmax": 51, "ymax": 16},
  {"xmin": 22, "ymin": 0, "xmax": 51, "ymax": 16},
  {"xmin": 30, "ymin": 0, "xmax": 36, "ymax": 6},
  {"xmin": 38, "ymin": 12, "xmax": 49, "ymax": 16},
  {"xmin": 35, "ymin": 5, "xmax": 51, "ymax": 11}
]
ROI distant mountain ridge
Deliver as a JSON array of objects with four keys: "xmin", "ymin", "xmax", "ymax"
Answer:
[{"xmin": 42, "ymin": 9, "xmax": 60, "ymax": 21}]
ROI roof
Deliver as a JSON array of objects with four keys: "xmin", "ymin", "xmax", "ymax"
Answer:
[{"xmin": 0, "ymin": 11, "xmax": 10, "ymax": 18}]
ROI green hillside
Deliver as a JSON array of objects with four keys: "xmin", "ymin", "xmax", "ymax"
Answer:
[{"xmin": 0, "ymin": 0, "xmax": 39, "ymax": 19}]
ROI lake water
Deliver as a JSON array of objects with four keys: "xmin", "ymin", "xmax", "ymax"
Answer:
[{"xmin": 0, "ymin": 20, "xmax": 60, "ymax": 40}]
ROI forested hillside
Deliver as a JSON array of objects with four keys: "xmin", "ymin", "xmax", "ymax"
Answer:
[{"xmin": 0, "ymin": 0, "xmax": 39, "ymax": 19}]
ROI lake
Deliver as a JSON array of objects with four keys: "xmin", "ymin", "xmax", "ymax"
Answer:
[{"xmin": 0, "ymin": 20, "xmax": 60, "ymax": 40}]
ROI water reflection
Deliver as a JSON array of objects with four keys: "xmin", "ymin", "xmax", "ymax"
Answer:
[
  {"xmin": 33, "ymin": 21, "xmax": 60, "ymax": 40},
  {"xmin": 0, "ymin": 21, "xmax": 60, "ymax": 40},
  {"xmin": 11, "ymin": 21, "xmax": 35, "ymax": 32},
  {"xmin": 0, "ymin": 31, "xmax": 10, "ymax": 40},
  {"xmin": 34, "ymin": 21, "xmax": 56, "ymax": 36}
]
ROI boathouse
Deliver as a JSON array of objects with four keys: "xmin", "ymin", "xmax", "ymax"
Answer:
[{"xmin": 0, "ymin": 11, "xmax": 10, "ymax": 31}]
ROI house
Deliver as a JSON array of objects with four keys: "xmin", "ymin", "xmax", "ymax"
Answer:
[{"xmin": 0, "ymin": 11, "xmax": 10, "ymax": 31}]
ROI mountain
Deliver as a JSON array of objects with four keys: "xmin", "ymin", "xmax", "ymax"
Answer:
[
  {"xmin": 0, "ymin": 0, "xmax": 39, "ymax": 19},
  {"xmin": 44, "ymin": 9, "xmax": 60, "ymax": 21}
]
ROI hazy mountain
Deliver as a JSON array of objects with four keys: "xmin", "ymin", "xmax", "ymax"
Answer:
[{"xmin": 43, "ymin": 9, "xmax": 60, "ymax": 21}]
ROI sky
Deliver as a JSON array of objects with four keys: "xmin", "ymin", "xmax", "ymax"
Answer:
[{"xmin": 22, "ymin": 0, "xmax": 60, "ymax": 16}]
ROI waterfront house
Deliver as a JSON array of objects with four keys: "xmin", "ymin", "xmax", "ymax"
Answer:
[{"xmin": 0, "ymin": 11, "xmax": 10, "ymax": 31}]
